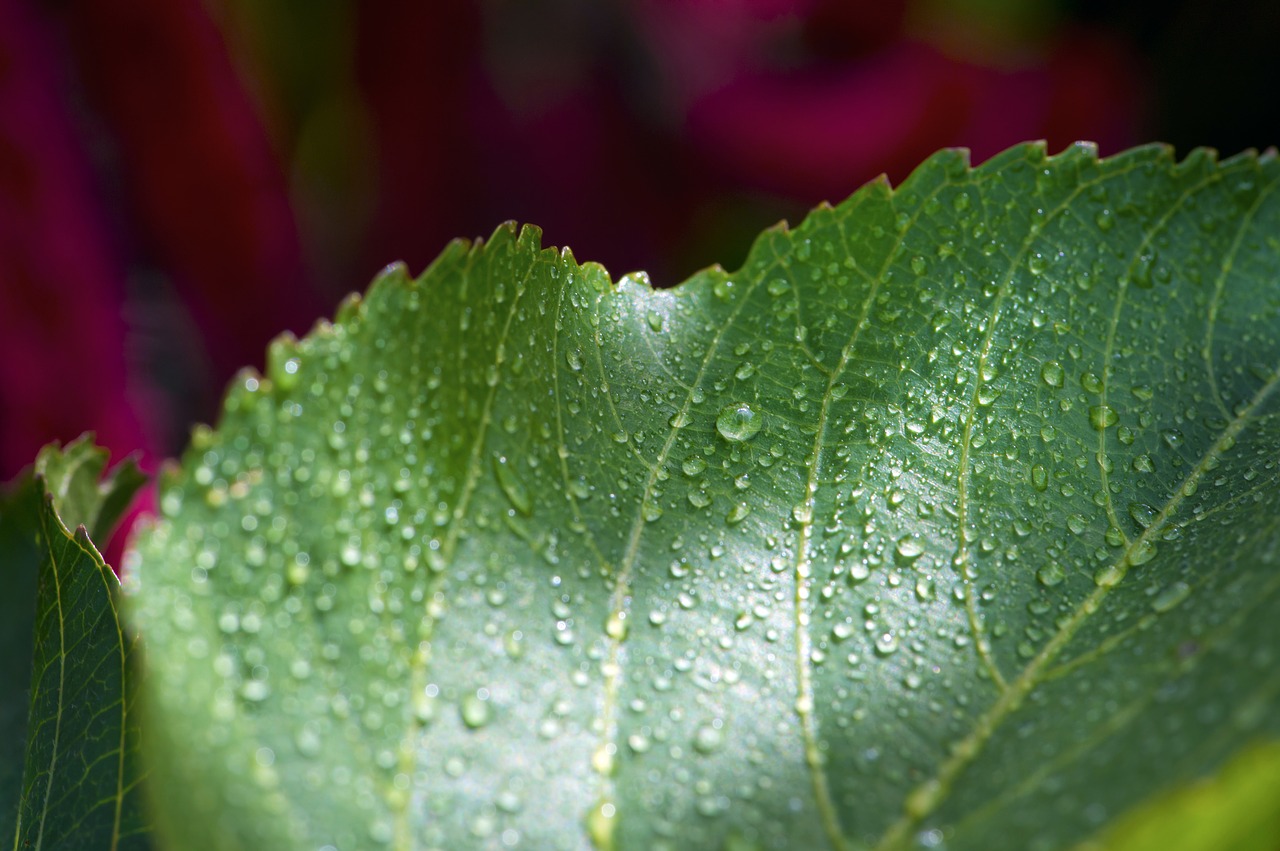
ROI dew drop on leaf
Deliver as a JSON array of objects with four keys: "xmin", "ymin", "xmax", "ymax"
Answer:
[
  {"xmin": 1037, "ymin": 563, "xmax": 1066, "ymax": 586},
  {"xmin": 460, "ymin": 692, "xmax": 492, "ymax": 729},
  {"xmin": 585, "ymin": 799, "xmax": 618, "ymax": 851},
  {"xmin": 895, "ymin": 536, "xmax": 924, "ymax": 561},
  {"xmin": 716, "ymin": 402, "xmax": 763, "ymax": 442},
  {"xmin": 493, "ymin": 455, "xmax": 533, "ymax": 517},
  {"xmin": 1151, "ymin": 581, "xmax": 1191, "ymax": 612},
  {"xmin": 1089, "ymin": 405, "xmax": 1118, "ymax": 430},
  {"xmin": 1094, "ymin": 563, "xmax": 1126, "ymax": 588},
  {"xmin": 1040, "ymin": 361, "xmax": 1065, "ymax": 388},
  {"xmin": 693, "ymin": 722, "xmax": 725, "ymax": 754}
]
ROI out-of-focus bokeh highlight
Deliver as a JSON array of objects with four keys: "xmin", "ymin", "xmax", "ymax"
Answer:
[{"xmin": 1, "ymin": 0, "xmax": 1276, "ymax": 498}]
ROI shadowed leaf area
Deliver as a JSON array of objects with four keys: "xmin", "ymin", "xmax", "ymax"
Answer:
[
  {"xmin": 127, "ymin": 142, "xmax": 1280, "ymax": 851},
  {"xmin": 1, "ymin": 437, "xmax": 149, "ymax": 849}
]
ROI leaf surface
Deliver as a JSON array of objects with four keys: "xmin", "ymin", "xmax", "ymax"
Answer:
[
  {"xmin": 1, "ymin": 437, "xmax": 150, "ymax": 849},
  {"xmin": 129, "ymin": 143, "xmax": 1280, "ymax": 850}
]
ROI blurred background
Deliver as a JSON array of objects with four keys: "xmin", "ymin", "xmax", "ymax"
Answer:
[{"xmin": 2, "ymin": 0, "xmax": 1278, "ymax": 493}]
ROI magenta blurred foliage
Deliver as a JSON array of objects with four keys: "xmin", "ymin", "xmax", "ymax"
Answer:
[
  {"xmin": 0, "ymin": 1, "xmax": 152, "ymax": 481},
  {"xmin": 0, "ymin": 0, "xmax": 1143, "ymax": 550}
]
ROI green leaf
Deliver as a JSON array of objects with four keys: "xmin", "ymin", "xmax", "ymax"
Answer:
[
  {"xmin": 1076, "ymin": 740, "xmax": 1280, "ymax": 851},
  {"xmin": 33, "ymin": 435, "xmax": 148, "ymax": 544},
  {"xmin": 1, "ymin": 437, "xmax": 150, "ymax": 849},
  {"xmin": 0, "ymin": 477, "xmax": 41, "ymax": 840},
  {"xmin": 128, "ymin": 142, "xmax": 1280, "ymax": 851}
]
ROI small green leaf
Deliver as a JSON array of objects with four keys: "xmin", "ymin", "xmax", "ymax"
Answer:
[
  {"xmin": 33, "ymin": 434, "xmax": 147, "ymax": 544},
  {"xmin": 129, "ymin": 143, "xmax": 1280, "ymax": 850},
  {"xmin": 1, "ymin": 437, "xmax": 150, "ymax": 849}
]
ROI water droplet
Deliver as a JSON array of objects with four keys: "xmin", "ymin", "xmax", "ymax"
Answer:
[
  {"xmin": 726, "ymin": 503, "xmax": 751, "ymax": 525},
  {"xmin": 716, "ymin": 403, "xmax": 763, "ymax": 443},
  {"xmin": 1094, "ymin": 209, "xmax": 1115, "ymax": 232},
  {"xmin": 461, "ymin": 692, "xmax": 492, "ymax": 729},
  {"xmin": 591, "ymin": 744, "xmax": 617, "ymax": 776},
  {"xmin": 1040, "ymin": 361, "xmax": 1065, "ymax": 389},
  {"xmin": 1127, "ymin": 539, "xmax": 1157, "ymax": 566},
  {"xmin": 267, "ymin": 340, "xmax": 300, "ymax": 391},
  {"xmin": 605, "ymin": 612, "xmax": 628, "ymax": 640},
  {"xmin": 895, "ymin": 536, "xmax": 924, "ymax": 561},
  {"xmin": 241, "ymin": 680, "xmax": 270, "ymax": 702},
  {"xmin": 585, "ymin": 799, "xmax": 618, "ymax": 851},
  {"xmin": 693, "ymin": 722, "xmax": 725, "ymax": 754},
  {"xmin": 1037, "ymin": 563, "xmax": 1065, "ymax": 586},
  {"xmin": 1094, "ymin": 563, "xmax": 1126, "ymax": 588},
  {"xmin": 566, "ymin": 349, "xmax": 584, "ymax": 371},
  {"xmin": 1128, "ymin": 502, "xmax": 1158, "ymax": 530},
  {"xmin": 874, "ymin": 632, "xmax": 899, "ymax": 655},
  {"xmin": 1089, "ymin": 405, "xmax": 1118, "ymax": 430},
  {"xmin": 1080, "ymin": 372, "xmax": 1104, "ymax": 394},
  {"xmin": 294, "ymin": 724, "xmax": 322, "ymax": 758},
  {"xmin": 1030, "ymin": 464, "xmax": 1049, "ymax": 492},
  {"xmin": 682, "ymin": 455, "xmax": 707, "ymax": 476},
  {"xmin": 493, "ymin": 456, "xmax": 532, "ymax": 516},
  {"xmin": 1151, "ymin": 581, "xmax": 1191, "ymax": 612}
]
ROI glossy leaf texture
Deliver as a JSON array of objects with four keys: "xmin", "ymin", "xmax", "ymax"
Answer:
[
  {"xmin": 1, "ymin": 437, "xmax": 149, "ymax": 849},
  {"xmin": 127, "ymin": 142, "xmax": 1280, "ymax": 851}
]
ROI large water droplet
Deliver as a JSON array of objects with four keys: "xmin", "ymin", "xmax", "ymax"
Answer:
[
  {"xmin": 693, "ymin": 722, "xmax": 725, "ymax": 754},
  {"xmin": 493, "ymin": 455, "xmax": 533, "ymax": 517},
  {"xmin": 1040, "ymin": 361, "xmax": 1065, "ymax": 389},
  {"xmin": 1089, "ymin": 405, "xmax": 1118, "ymax": 430},
  {"xmin": 716, "ymin": 403, "xmax": 763, "ymax": 443},
  {"xmin": 461, "ymin": 691, "xmax": 492, "ymax": 729},
  {"xmin": 1151, "ymin": 580, "xmax": 1191, "ymax": 612},
  {"xmin": 1037, "ymin": 563, "xmax": 1065, "ymax": 586},
  {"xmin": 895, "ymin": 536, "xmax": 924, "ymax": 561},
  {"xmin": 586, "ymin": 799, "xmax": 618, "ymax": 851},
  {"xmin": 874, "ymin": 632, "xmax": 900, "ymax": 655}
]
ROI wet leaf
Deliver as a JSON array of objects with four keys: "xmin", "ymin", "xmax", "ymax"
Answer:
[
  {"xmin": 129, "ymin": 143, "xmax": 1280, "ymax": 850},
  {"xmin": 1, "ymin": 437, "xmax": 150, "ymax": 848}
]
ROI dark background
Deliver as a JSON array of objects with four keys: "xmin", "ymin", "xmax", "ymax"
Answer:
[{"xmin": 2, "ymin": 0, "xmax": 1277, "ymax": 488}]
